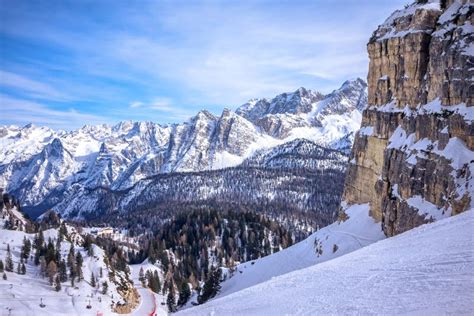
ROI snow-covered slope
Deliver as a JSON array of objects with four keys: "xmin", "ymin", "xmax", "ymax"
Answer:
[
  {"xmin": 0, "ymin": 79, "xmax": 366, "ymax": 218},
  {"xmin": 241, "ymin": 138, "xmax": 347, "ymax": 171},
  {"xmin": 237, "ymin": 78, "xmax": 366, "ymax": 152},
  {"xmin": 49, "ymin": 157, "xmax": 346, "ymax": 222},
  {"xmin": 0, "ymin": 226, "xmax": 135, "ymax": 315},
  {"xmin": 214, "ymin": 203, "xmax": 384, "ymax": 300},
  {"xmin": 178, "ymin": 211, "xmax": 474, "ymax": 315}
]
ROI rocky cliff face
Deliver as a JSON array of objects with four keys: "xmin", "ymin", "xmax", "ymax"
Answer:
[{"xmin": 342, "ymin": 0, "xmax": 473, "ymax": 236}]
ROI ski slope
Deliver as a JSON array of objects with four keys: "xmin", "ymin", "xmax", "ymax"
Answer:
[
  {"xmin": 215, "ymin": 203, "xmax": 384, "ymax": 299},
  {"xmin": 178, "ymin": 211, "xmax": 474, "ymax": 315},
  {"xmin": 130, "ymin": 261, "xmax": 168, "ymax": 316}
]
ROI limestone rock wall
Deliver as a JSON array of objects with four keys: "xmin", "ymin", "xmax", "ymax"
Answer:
[{"xmin": 342, "ymin": 0, "xmax": 473, "ymax": 236}]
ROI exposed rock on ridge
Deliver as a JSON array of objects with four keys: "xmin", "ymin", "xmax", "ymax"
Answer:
[{"xmin": 342, "ymin": 0, "xmax": 473, "ymax": 236}]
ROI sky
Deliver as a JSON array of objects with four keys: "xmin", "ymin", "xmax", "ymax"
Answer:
[{"xmin": 0, "ymin": 0, "xmax": 409, "ymax": 130}]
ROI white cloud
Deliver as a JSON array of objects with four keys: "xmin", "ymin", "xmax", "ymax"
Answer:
[
  {"xmin": 0, "ymin": 70, "xmax": 70, "ymax": 101},
  {"xmin": 127, "ymin": 97, "xmax": 194, "ymax": 121},
  {"xmin": 0, "ymin": 94, "xmax": 112, "ymax": 130},
  {"xmin": 129, "ymin": 101, "xmax": 143, "ymax": 108},
  {"xmin": 101, "ymin": 1, "xmax": 385, "ymax": 105},
  {"xmin": 148, "ymin": 97, "xmax": 173, "ymax": 111}
]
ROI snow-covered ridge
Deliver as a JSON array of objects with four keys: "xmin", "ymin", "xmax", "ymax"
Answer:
[
  {"xmin": 370, "ymin": 0, "xmax": 441, "ymax": 42},
  {"xmin": 0, "ymin": 78, "xmax": 367, "ymax": 218}
]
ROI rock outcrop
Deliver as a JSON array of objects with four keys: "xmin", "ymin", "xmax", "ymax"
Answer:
[{"xmin": 342, "ymin": 0, "xmax": 473, "ymax": 236}]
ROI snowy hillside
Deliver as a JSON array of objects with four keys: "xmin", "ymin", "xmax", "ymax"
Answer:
[
  {"xmin": 0, "ymin": 226, "xmax": 137, "ymax": 315},
  {"xmin": 178, "ymin": 211, "xmax": 474, "ymax": 315},
  {"xmin": 0, "ymin": 78, "xmax": 366, "ymax": 219},
  {"xmin": 48, "ymin": 139, "xmax": 347, "ymax": 222},
  {"xmin": 205, "ymin": 203, "xmax": 384, "ymax": 301},
  {"xmin": 241, "ymin": 138, "xmax": 347, "ymax": 171}
]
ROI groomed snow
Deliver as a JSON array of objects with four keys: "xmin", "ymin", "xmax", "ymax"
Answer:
[
  {"xmin": 130, "ymin": 260, "xmax": 168, "ymax": 316},
  {"xmin": 178, "ymin": 211, "xmax": 474, "ymax": 315}
]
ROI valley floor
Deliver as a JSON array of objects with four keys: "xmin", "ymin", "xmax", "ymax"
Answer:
[{"xmin": 178, "ymin": 211, "xmax": 474, "ymax": 315}]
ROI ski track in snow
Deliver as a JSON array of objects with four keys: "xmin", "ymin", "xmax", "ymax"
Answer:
[
  {"xmin": 129, "ymin": 262, "xmax": 168, "ymax": 316},
  {"xmin": 178, "ymin": 211, "xmax": 474, "ymax": 315}
]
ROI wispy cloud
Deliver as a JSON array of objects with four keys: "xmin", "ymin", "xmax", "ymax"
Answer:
[
  {"xmin": 0, "ymin": 94, "xmax": 112, "ymax": 130},
  {"xmin": 129, "ymin": 97, "xmax": 193, "ymax": 121},
  {"xmin": 129, "ymin": 101, "xmax": 144, "ymax": 108},
  {"xmin": 0, "ymin": 70, "xmax": 70, "ymax": 101}
]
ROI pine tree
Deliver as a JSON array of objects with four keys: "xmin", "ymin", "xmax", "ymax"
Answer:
[
  {"xmin": 153, "ymin": 271, "xmax": 161, "ymax": 293},
  {"xmin": 84, "ymin": 235, "xmax": 94, "ymax": 257},
  {"xmin": 45, "ymin": 239, "xmax": 56, "ymax": 264},
  {"xmin": 167, "ymin": 282, "xmax": 177, "ymax": 313},
  {"xmin": 139, "ymin": 267, "xmax": 145, "ymax": 285},
  {"xmin": 440, "ymin": 0, "xmax": 447, "ymax": 9},
  {"xmin": 54, "ymin": 275, "xmax": 61, "ymax": 292},
  {"xmin": 102, "ymin": 281, "xmax": 108, "ymax": 295},
  {"xmin": 197, "ymin": 267, "xmax": 221, "ymax": 304},
  {"xmin": 90, "ymin": 272, "xmax": 96, "ymax": 288},
  {"xmin": 177, "ymin": 281, "xmax": 191, "ymax": 307},
  {"xmin": 0, "ymin": 259, "xmax": 3, "ymax": 272},
  {"xmin": 59, "ymin": 223, "xmax": 68, "ymax": 241},
  {"xmin": 21, "ymin": 237, "xmax": 31, "ymax": 261},
  {"xmin": 34, "ymin": 230, "xmax": 44, "ymax": 250},
  {"xmin": 16, "ymin": 262, "xmax": 21, "ymax": 274},
  {"xmin": 67, "ymin": 244, "xmax": 75, "ymax": 268},
  {"xmin": 147, "ymin": 270, "xmax": 161, "ymax": 294},
  {"xmin": 34, "ymin": 247, "xmax": 41, "ymax": 266},
  {"xmin": 5, "ymin": 244, "xmax": 13, "ymax": 272},
  {"xmin": 75, "ymin": 251, "xmax": 83, "ymax": 281},
  {"xmin": 59, "ymin": 259, "xmax": 67, "ymax": 282},
  {"xmin": 148, "ymin": 243, "xmax": 156, "ymax": 264},
  {"xmin": 57, "ymin": 229, "xmax": 63, "ymax": 243},
  {"xmin": 21, "ymin": 263, "xmax": 26, "ymax": 275}
]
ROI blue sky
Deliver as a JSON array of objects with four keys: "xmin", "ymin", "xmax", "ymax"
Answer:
[{"xmin": 0, "ymin": 0, "xmax": 409, "ymax": 130}]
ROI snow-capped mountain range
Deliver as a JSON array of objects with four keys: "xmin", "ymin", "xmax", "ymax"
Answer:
[{"xmin": 0, "ymin": 78, "xmax": 367, "ymax": 218}]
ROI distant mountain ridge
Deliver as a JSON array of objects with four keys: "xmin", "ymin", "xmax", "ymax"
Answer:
[{"xmin": 0, "ymin": 78, "xmax": 367, "ymax": 219}]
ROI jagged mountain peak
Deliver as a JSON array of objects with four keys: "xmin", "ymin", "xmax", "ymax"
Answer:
[
  {"xmin": 41, "ymin": 138, "xmax": 75, "ymax": 163},
  {"xmin": 319, "ymin": 78, "xmax": 368, "ymax": 115},
  {"xmin": 0, "ymin": 78, "xmax": 367, "ymax": 218},
  {"xmin": 339, "ymin": 77, "xmax": 367, "ymax": 91},
  {"xmin": 192, "ymin": 109, "xmax": 217, "ymax": 121},
  {"xmin": 236, "ymin": 86, "xmax": 327, "ymax": 121},
  {"xmin": 220, "ymin": 107, "xmax": 233, "ymax": 117},
  {"xmin": 236, "ymin": 80, "xmax": 367, "ymax": 124},
  {"xmin": 112, "ymin": 120, "xmax": 134, "ymax": 133}
]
